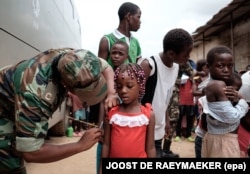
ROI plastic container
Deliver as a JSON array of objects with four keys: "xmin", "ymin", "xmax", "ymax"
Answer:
[{"xmin": 67, "ymin": 126, "xmax": 74, "ymax": 137}]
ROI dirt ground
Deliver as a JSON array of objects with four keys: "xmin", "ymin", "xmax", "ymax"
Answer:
[{"xmin": 25, "ymin": 134, "xmax": 195, "ymax": 174}]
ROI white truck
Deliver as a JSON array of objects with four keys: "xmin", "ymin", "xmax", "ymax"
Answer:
[{"xmin": 0, "ymin": 0, "xmax": 82, "ymax": 135}]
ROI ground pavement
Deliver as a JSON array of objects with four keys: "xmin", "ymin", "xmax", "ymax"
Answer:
[{"xmin": 26, "ymin": 134, "xmax": 196, "ymax": 174}]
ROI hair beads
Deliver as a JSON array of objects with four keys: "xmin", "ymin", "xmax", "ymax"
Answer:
[{"xmin": 114, "ymin": 63, "xmax": 146, "ymax": 101}]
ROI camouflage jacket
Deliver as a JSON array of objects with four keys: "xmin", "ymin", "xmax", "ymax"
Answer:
[{"xmin": 0, "ymin": 48, "xmax": 71, "ymax": 171}]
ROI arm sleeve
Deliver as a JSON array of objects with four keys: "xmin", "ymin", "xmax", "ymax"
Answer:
[
  {"xmin": 99, "ymin": 57, "xmax": 109, "ymax": 72},
  {"xmin": 207, "ymin": 99, "xmax": 248, "ymax": 123},
  {"xmin": 15, "ymin": 91, "xmax": 50, "ymax": 152},
  {"xmin": 138, "ymin": 57, "xmax": 155, "ymax": 77},
  {"xmin": 15, "ymin": 81, "xmax": 57, "ymax": 152}
]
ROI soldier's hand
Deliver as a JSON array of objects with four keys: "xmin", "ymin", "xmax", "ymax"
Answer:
[{"xmin": 78, "ymin": 128, "xmax": 103, "ymax": 151}]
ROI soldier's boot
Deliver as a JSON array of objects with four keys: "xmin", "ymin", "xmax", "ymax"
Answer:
[{"xmin": 161, "ymin": 138, "xmax": 179, "ymax": 158}]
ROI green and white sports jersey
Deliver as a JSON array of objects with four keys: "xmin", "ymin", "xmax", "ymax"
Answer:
[{"xmin": 104, "ymin": 30, "xmax": 141, "ymax": 68}]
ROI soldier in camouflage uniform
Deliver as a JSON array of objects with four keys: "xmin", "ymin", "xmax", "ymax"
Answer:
[
  {"xmin": 162, "ymin": 59, "xmax": 195, "ymax": 158},
  {"xmin": 0, "ymin": 48, "xmax": 118, "ymax": 173}
]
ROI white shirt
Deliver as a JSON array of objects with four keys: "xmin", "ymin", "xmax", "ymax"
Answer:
[{"xmin": 140, "ymin": 54, "xmax": 179, "ymax": 140}]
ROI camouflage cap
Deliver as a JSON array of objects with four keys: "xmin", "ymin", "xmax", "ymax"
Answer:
[
  {"xmin": 239, "ymin": 71, "xmax": 250, "ymax": 102},
  {"xmin": 58, "ymin": 49, "xmax": 107, "ymax": 106}
]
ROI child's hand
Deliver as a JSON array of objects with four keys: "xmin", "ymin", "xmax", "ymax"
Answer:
[{"xmin": 224, "ymin": 86, "xmax": 240, "ymax": 103}]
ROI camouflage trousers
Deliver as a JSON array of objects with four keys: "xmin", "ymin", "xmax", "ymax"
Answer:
[
  {"xmin": 0, "ymin": 118, "xmax": 26, "ymax": 174},
  {"xmin": 167, "ymin": 85, "xmax": 179, "ymax": 139},
  {"xmin": 168, "ymin": 85, "xmax": 179, "ymax": 122}
]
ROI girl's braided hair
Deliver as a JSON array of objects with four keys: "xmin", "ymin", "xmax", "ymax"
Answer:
[{"xmin": 114, "ymin": 63, "xmax": 146, "ymax": 101}]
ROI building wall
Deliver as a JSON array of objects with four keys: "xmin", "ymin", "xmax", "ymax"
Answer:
[
  {"xmin": 191, "ymin": 18, "xmax": 250, "ymax": 72},
  {"xmin": 233, "ymin": 18, "xmax": 250, "ymax": 72},
  {"xmin": 191, "ymin": 37, "xmax": 220, "ymax": 63}
]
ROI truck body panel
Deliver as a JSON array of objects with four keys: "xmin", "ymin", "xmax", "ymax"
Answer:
[{"xmin": 0, "ymin": 0, "xmax": 82, "ymax": 134}]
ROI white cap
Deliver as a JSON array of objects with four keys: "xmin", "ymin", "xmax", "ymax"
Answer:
[{"xmin": 239, "ymin": 71, "xmax": 250, "ymax": 102}]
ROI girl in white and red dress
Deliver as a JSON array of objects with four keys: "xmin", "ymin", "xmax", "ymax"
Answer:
[{"xmin": 102, "ymin": 63, "xmax": 156, "ymax": 158}]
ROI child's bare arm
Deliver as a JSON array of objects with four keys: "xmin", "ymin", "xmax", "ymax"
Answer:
[
  {"xmin": 146, "ymin": 111, "xmax": 156, "ymax": 158},
  {"xmin": 99, "ymin": 118, "xmax": 111, "ymax": 174},
  {"xmin": 206, "ymin": 80, "xmax": 228, "ymax": 102},
  {"xmin": 140, "ymin": 59, "xmax": 152, "ymax": 81},
  {"xmin": 98, "ymin": 37, "xmax": 109, "ymax": 60},
  {"xmin": 101, "ymin": 118, "xmax": 111, "ymax": 158}
]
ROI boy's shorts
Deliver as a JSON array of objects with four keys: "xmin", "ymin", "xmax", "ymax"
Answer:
[{"xmin": 74, "ymin": 110, "xmax": 86, "ymax": 120}]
